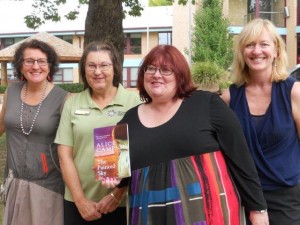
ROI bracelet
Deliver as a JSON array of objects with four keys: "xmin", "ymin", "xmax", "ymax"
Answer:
[
  {"xmin": 252, "ymin": 209, "xmax": 267, "ymax": 214},
  {"xmin": 110, "ymin": 192, "xmax": 121, "ymax": 203}
]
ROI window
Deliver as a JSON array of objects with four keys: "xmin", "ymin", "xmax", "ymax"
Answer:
[
  {"xmin": 159, "ymin": 32, "xmax": 172, "ymax": 45},
  {"xmin": 124, "ymin": 33, "xmax": 141, "ymax": 54},
  {"xmin": 246, "ymin": 0, "xmax": 285, "ymax": 26},
  {"xmin": 129, "ymin": 67, "xmax": 138, "ymax": 87},
  {"xmin": 56, "ymin": 35, "xmax": 73, "ymax": 44},
  {"xmin": 7, "ymin": 69, "xmax": 16, "ymax": 81},
  {"xmin": 63, "ymin": 69, "xmax": 74, "ymax": 82},
  {"xmin": 53, "ymin": 68, "xmax": 73, "ymax": 83},
  {"xmin": 4, "ymin": 38, "xmax": 14, "ymax": 48},
  {"xmin": 123, "ymin": 67, "xmax": 139, "ymax": 87},
  {"xmin": 1, "ymin": 37, "xmax": 26, "ymax": 49},
  {"xmin": 15, "ymin": 37, "xmax": 24, "ymax": 43}
]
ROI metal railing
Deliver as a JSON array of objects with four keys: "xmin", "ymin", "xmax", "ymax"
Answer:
[{"xmin": 244, "ymin": 11, "xmax": 285, "ymax": 27}]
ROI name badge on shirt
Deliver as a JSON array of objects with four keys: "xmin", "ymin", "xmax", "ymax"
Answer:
[{"xmin": 74, "ymin": 109, "xmax": 91, "ymax": 115}]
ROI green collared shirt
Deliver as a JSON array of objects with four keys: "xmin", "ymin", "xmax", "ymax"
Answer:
[{"xmin": 55, "ymin": 85, "xmax": 141, "ymax": 204}]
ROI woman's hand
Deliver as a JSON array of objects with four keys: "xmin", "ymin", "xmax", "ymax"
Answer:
[
  {"xmin": 96, "ymin": 193, "xmax": 120, "ymax": 214},
  {"xmin": 249, "ymin": 211, "xmax": 269, "ymax": 225},
  {"xmin": 96, "ymin": 186, "xmax": 128, "ymax": 214},
  {"xmin": 100, "ymin": 177, "xmax": 121, "ymax": 188},
  {"xmin": 59, "ymin": 145, "xmax": 101, "ymax": 221},
  {"xmin": 75, "ymin": 197, "xmax": 102, "ymax": 221}
]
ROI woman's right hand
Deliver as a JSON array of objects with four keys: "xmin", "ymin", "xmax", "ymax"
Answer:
[{"xmin": 75, "ymin": 197, "xmax": 102, "ymax": 221}]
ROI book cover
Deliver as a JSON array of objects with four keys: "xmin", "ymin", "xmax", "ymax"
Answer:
[{"xmin": 94, "ymin": 123, "xmax": 130, "ymax": 180}]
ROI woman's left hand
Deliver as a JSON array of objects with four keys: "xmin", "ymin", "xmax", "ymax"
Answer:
[
  {"xmin": 249, "ymin": 211, "xmax": 269, "ymax": 225},
  {"xmin": 96, "ymin": 193, "xmax": 120, "ymax": 214},
  {"xmin": 96, "ymin": 186, "xmax": 128, "ymax": 214},
  {"xmin": 100, "ymin": 177, "xmax": 121, "ymax": 188}
]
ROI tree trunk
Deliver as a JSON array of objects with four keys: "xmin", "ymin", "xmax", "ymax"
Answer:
[{"xmin": 84, "ymin": 0, "xmax": 125, "ymax": 64}]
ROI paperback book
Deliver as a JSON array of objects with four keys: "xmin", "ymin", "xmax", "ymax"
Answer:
[{"xmin": 94, "ymin": 123, "xmax": 131, "ymax": 180}]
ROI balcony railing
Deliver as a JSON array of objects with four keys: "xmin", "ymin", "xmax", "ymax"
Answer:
[{"xmin": 244, "ymin": 11, "xmax": 285, "ymax": 27}]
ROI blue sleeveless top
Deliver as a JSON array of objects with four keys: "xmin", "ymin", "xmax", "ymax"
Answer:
[{"xmin": 229, "ymin": 77, "xmax": 300, "ymax": 191}]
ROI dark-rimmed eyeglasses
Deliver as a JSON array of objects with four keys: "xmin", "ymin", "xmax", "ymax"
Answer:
[
  {"xmin": 144, "ymin": 66, "xmax": 173, "ymax": 76},
  {"xmin": 23, "ymin": 58, "xmax": 48, "ymax": 67},
  {"xmin": 86, "ymin": 63, "xmax": 112, "ymax": 72}
]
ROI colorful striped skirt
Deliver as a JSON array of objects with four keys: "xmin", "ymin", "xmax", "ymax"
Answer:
[{"xmin": 129, "ymin": 151, "xmax": 245, "ymax": 225}]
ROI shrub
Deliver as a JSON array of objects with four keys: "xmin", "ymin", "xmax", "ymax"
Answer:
[
  {"xmin": 0, "ymin": 86, "xmax": 7, "ymax": 94},
  {"xmin": 219, "ymin": 80, "xmax": 232, "ymax": 90},
  {"xmin": 0, "ymin": 83, "xmax": 84, "ymax": 94},
  {"xmin": 56, "ymin": 83, "xmax": 84, "ymax": 93},
  {"xmin": 191, "ymin": 61, "xmax": 228, "ymax": 87}
]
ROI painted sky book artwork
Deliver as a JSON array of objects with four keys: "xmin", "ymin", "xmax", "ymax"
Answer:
[{"xmin": 94, "ymin": 123, "xmax": 131, "ymax": 179}]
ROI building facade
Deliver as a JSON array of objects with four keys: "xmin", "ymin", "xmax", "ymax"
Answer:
[
  {"xmin": 174, "ymin": 0, "xmax": 298, "ymax": 70},
  {"xmin": 0, "ymin": 0, "xmax": 299, "ymax": 87}
]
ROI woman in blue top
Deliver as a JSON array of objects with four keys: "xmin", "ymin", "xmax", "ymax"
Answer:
[{"xmin": 222, "ymin": 18, "xmax": 300, "ymax": 225}]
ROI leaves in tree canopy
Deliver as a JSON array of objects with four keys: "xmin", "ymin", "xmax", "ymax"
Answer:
[{"xmin": 24, "ymin": 0, "xmax": 196, "ymax": 29}]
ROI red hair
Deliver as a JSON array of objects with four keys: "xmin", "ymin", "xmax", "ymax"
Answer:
[{"xmin": 137, "ymin": 45, "xmax": 197, "ymax": 103}]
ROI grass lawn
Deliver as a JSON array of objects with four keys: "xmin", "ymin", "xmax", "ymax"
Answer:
[{"xmin": 0, "ymin": 134, "xmax": 7, "ymax": 225}]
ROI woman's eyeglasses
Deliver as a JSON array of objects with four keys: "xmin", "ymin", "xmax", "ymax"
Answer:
[
  {"xmin": 23, "ymin": 58, "xmax": 48, "ymax": 67},
  {"xmin": 144, "ymin": 66, "xmax": 173, "ymax": 76},
  {"xmin": 86, "ymin": 63, "xmax": 112, "ymax": 72}
]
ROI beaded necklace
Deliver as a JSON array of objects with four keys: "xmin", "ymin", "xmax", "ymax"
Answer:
[{"xmin": 20, "ymin": 81, "xmax": 48, "ymax": 136}]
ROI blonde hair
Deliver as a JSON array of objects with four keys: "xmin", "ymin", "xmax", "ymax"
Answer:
[{"xmin": 232, "ymin": 18, "xmax": 288, "ymax": 86}]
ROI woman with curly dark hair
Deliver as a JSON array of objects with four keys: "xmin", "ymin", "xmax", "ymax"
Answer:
[{"xmin": 0, "ymin": 39, "xmax": 68, "ymax": 225}]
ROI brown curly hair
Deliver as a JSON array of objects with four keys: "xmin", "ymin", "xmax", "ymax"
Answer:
[{"xmin": 12, "ymin": 39, "xmax": 59, "ymax": 82}]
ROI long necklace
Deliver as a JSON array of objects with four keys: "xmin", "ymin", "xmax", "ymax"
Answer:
[{"xmin": 20, "ymin": 81, "xmax": 48, "ymax": 136}]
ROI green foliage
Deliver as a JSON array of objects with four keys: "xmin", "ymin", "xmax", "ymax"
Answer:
[
  {"xmin": 191, "ymin": 0, "xmax": 233, "ymax": 70},
  {"xmin": 24, "ymin": 0, "xmax": 145, "ymax": 29},
  {"xmin": 219, "ymin": 79, "xmax": 232, "ymax": 90},
  {"xmin": 0, "ymin": 86, "xmax": 7, "ymax": 94},
  {"xmin": 191, "ymin": 61, "xmax": 227, "ymax": 87},
  {"xmin": 56, "ymin": 83, "xmax": 84, "ymax": 93},
  {"xmin": 0, "ymin": 84, "xmax": 84, "ymax": 94},
  {"xmin": 65, "ymin": 10, "xmax": 80, "ymax": 20},
  {"xmin": 24, "ymin": 0, "xmax": 195, "ymax": 30},
  {"xmin": 149, "ymin": 0, "xmax": 172, "ymax": 6},
  {"xmin": 178, "ymin": 0, "xmax": 196, "ymax": 4},
  {"xmin": 123, "ymin": 0, "xmax": 143, "ymax": 17},
  {"xmin": 25, "ymin": 0, "xmax": 67, "ymax": 29}
]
